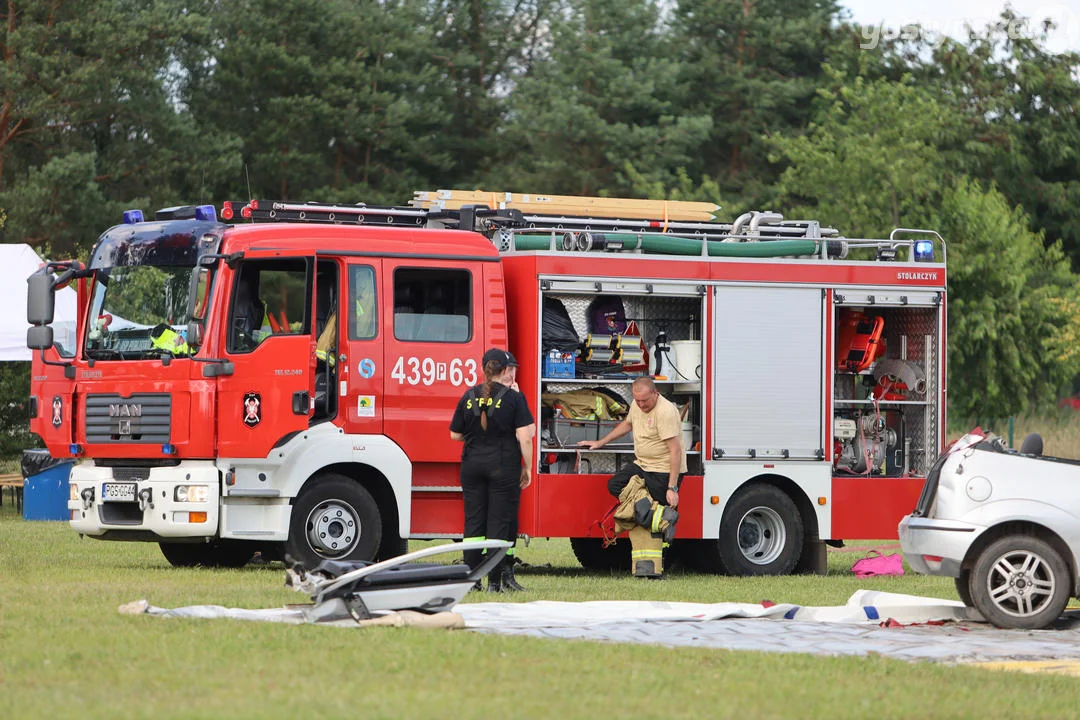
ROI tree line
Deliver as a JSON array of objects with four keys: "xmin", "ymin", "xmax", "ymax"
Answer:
[{"xmin": 2, "ymin": 0, "xmax": 1079, "ymax": 420}]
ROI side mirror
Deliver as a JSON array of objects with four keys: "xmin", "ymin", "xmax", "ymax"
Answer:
[
  {"xmin": 186, "ymin": 320, "xmax": 204, "ymax": 347},
  {"xmin": 27, "ymin": 324, "xmax": 54, "ymax": 351},
  {"xmin": 27, "ymin": 273, "xmax": 55, "ymax": 325}
]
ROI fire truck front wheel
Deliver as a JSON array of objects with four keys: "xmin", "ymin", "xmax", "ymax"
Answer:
[
  {"xmin": 287, "ymin": 475, "xmax": 382, "ymax": 566},
  {"xmin": 159, "ymin": 540, "xmax": 255, "ymax": 568},
  {"xmin": 716, "ymin": 484, "xmax": 804, "ymax": 576}
]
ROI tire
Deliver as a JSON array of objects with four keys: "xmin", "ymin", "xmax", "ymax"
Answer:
[
  {"xmin": 286, "ymin": 474, "xmax": 382, "ymax": 568},
  {"xmin": 159, "ymin": 540, "xmax": 255, "ymax": 568},
  {"xmin": 970, "ymin": 534, "xmax": 1071, "ymax": 629},
  {"xmin": 955, "ymin": 570, "xmax": 973, "ymax": 608},
  {"xmin": 378, "ymin": 535, "xmax": 409, "ymax": 562},
  {"xmin": 685, "ymin": 539, "xmax": 729, "ymax": 574},
  {"xmin": 717, "ymin": 484, "xmax": 804, "ymax": 576},
  {"xmin": 570, "ymin": 537, "xmax": 631, "ymax": 572}
]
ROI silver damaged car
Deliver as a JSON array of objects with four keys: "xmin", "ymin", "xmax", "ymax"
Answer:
[{"xmin": 899, "ymin": 429, "xmax": 1080, "ymax": 629}]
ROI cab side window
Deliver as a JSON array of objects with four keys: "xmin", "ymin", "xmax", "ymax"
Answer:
[
  {"xmin": 228, "ymin": 260, "xmax": 311, "ymax": 353},
  {"xmin": 348, "ymin": 265, "xmax": 377, "ymax": 340},
  {"xmin": 393, "ymin": 268, "xmax": 471, "ymax": 342}
]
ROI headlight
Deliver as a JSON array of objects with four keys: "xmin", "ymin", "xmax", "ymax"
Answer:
[
  {"xmin": 174, "ymin": 485, "xmax": 209, "ymax": 503},
  {"xmin": 70, "ymin": 484, "xmax": 80, "ymax": 502}
]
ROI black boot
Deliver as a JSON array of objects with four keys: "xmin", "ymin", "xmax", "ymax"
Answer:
[
  {"xmin": 502, "ymin": 557, "xmax": 526, "ymax": 592},
  {"xmin": 486, "ymin": 566, "xmax": 504, "ymax": 593}
]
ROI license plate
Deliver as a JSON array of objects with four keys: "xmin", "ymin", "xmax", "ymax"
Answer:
[{"xmin": 102, "ymin": 482, "xmax": 137, "ymax": 502}]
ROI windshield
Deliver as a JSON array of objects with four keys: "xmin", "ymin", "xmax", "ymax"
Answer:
[{"xmin": 84, "ymin": 265, "xmax": 206, "ymax": 360}]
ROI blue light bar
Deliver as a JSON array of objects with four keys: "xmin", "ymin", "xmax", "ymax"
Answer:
[
  {"xmin": 194, "ymin": 205, "xmax": 217, "ymax": 222},
  {"xmin": 913, "ymin": 240, "xmax": 934, "ymax": 262},
  {"xmin": 69, "ymin": 443, "xmax": 82, "ymax": 455},
  {"xmin": 123, "ymin": 209, "xmax": 145, "ymax": 224}
]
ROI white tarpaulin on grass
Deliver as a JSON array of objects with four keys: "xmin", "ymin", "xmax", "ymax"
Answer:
[
  {"xmin": 0, "ymin": 244, "xmax": 78, "ymax": 361},
  {"xmin": 120, "ymin": 590, "xmax": 1080, "ymax": 663}
]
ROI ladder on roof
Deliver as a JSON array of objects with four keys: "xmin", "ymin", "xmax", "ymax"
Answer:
[{"xmin": 220, "ymin": 192, "xmax": 840, "ymax": 245}]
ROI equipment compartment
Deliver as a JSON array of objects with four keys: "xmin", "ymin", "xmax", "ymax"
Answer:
[
  {"xmin": 832, "ymin": 300, "xmax": 941, "ymax": 477},
  {"xmin": 538, "ymin": 284, "xmax": 705, "ymax": 475}
]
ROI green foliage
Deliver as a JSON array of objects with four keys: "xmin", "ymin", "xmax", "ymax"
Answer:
[
  {"xmin": 941, "ymin": 179, "xmax": 1079, "ymax": 418},
  {"xmin": 766, "ymin": 67, "xmax": 1080, "ymax": 417},
  {"xmin": 671, "ymin": 0, "xmax": 843, "ymax": 208},
  {"xmin": 0, "ymin": 362, "xmax": 40, "ymax": 458},
  {"xmin": 0, "ymin": 0, "xmax": 240, "ymax": 257},
  {"xmin": 767, "ymin": 70, "xmax": 958, "ymax": 235},
  {"xmin": 923, "ymin": 11, "xmax": 1080, "ymax": 266},
  {"xmin": 492, "ymin": 0, "xmax": 712, "ymax": 196}
]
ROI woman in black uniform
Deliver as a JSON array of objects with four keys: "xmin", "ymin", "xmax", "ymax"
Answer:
[{"xmin": 450, "ymin": 348, "xmax": 535, "ymax": 592}]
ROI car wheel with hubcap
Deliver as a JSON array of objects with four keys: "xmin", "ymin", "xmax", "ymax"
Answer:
[
  {"xmin": 970, "ymin": 534, "xmax": 1070, "ymax": 629},
  {"xmin": 954, "ymin": 569, "xmax": 974, "ymax": 607}
]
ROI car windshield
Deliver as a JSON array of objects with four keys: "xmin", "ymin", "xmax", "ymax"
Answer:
[{"xmin": 84, "ymin": 265, "xmax": 203, "ymax": 360}]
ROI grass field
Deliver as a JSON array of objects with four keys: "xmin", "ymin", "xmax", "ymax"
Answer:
[{"xmin": 3, "ymin": 502, "xmax": 1080, "ymax": 719}]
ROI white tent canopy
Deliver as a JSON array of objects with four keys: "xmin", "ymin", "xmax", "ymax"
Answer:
[{"xmin": 1, "ymin": 244, "xmax": 79, "ymax": 361}]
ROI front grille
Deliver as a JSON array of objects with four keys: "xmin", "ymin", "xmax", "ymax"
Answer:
[
  {"xmin": 110, "ymin": 466, "xmax": 152, "ymax": 481},
  {"xmin": 85, "ymin": 393, "xmax": 171, "ymax": 444}
]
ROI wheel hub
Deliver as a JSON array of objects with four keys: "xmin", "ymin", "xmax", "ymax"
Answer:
[
  {"xmin": 737, "ymin": 506, "xmax": 787, "ymax": 565},
  {"xmin": 306, "ymin": 500, "xmax": 360, "ymax": 557},
  {"xmin": 988, "ymin": 550, "xmax": 1055, "ymax": 618}
]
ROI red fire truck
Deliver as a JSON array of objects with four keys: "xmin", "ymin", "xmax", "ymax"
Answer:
[{"xmin": 26, "ymin": 191, "xmax": 947, "ymax": 574}]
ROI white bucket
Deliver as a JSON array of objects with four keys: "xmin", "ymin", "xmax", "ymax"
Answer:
[
  {"xmin": 681, "ymin": 421, "xmax": 695, "ymax": 452},
  {"xmin": 668, "ymin": 340, "xmax": 702, "ymax": 384}
]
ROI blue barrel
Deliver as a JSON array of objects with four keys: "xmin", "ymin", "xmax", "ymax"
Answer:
[{"xmin": 22, "ymin": 449, "xmax": 74, "ymax": 521}]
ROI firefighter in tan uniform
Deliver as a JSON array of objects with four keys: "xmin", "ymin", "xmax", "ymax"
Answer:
[{"xmin": 579, "ymin": 377, "xmax": 686, "ymax": 577}]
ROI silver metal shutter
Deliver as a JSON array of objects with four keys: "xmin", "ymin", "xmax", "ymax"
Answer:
[{"xmin": 711, "ymin": 286, "xmax": 823, "ymax": 459}]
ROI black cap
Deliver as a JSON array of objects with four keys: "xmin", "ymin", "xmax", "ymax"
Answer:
[{"xmin": 482, "ymin": 348, "xmax": 519, "ymax": 371}]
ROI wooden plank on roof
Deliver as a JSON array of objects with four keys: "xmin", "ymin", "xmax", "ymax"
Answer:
[{"xmin": 410, "ymin": 189, "xmax": 720, "ymax": 223}]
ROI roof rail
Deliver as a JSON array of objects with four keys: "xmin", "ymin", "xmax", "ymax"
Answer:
[{"xmin": 216, "ymin": 192, "xmax": 942, "ymax": 263}]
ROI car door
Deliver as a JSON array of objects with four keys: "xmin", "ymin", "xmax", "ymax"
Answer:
[
  {"xmin": 382, "ymin": 260, "xmax": 483, "ymax": 464},
  {"xmin": 217, "ymin": 255, "xmax": 315, "ymax": 459}
]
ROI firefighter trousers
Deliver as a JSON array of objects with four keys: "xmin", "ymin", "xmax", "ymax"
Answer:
[
  {"xmin": 460, "ymin": 459, "xmax": 520, "ymax": 571},
  {"xmin": 608, "ymin": 461, "xmax": 680, "ymax": 503},
  {"xmin": 612, "ymin": 474, "xmax": 675, "ymax": 576}
]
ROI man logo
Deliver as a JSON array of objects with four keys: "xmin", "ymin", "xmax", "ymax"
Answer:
[{"xmin": 109, "ymin": 403, "xmax": 142, "ymax": 436}]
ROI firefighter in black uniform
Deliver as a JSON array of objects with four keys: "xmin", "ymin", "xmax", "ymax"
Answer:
[{"xmin": 450, "ymin": 348, "xmax": 535, "ymax": 592}]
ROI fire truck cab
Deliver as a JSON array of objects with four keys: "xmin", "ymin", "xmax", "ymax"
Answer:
[{"xmin": 27, "ymin": 194, "xmax": 947, "ymax": 573}]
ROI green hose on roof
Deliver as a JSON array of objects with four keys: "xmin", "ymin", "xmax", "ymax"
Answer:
[{"xmin": 510, "ymin": 232, "xmax": 820, "ymax": 257}]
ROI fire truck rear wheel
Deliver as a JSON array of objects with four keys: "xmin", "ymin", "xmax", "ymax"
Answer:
[
  {"xmin": 716, "ymin": 484, "xmax": 804, "ymax": 576},
  {"xmin": 287, "ymin": 475, "xmax": 382, "ymax": 566},
  {"xmin": 159, "ymin": 540, "xmax": 255, "ymax": 568},
  {"xmin": 570, "ymin": 537, "xmax": 631, "ymax": 572}
]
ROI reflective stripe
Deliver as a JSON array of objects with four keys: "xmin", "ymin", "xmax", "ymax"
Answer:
[
  {"xmin": 462, "ymin": 536, "xmax": 487, "ymax": 543},
  {"xmin": 651, "ymin": 506, "xmax": 663, "ymax": 533},
  {"xmin": 631, "ymin": 549, "xmax": 663, "ymax": 559},
  {"xmin": 150, "ymin": 327, "xmax": 190, "ymax": 355}
]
